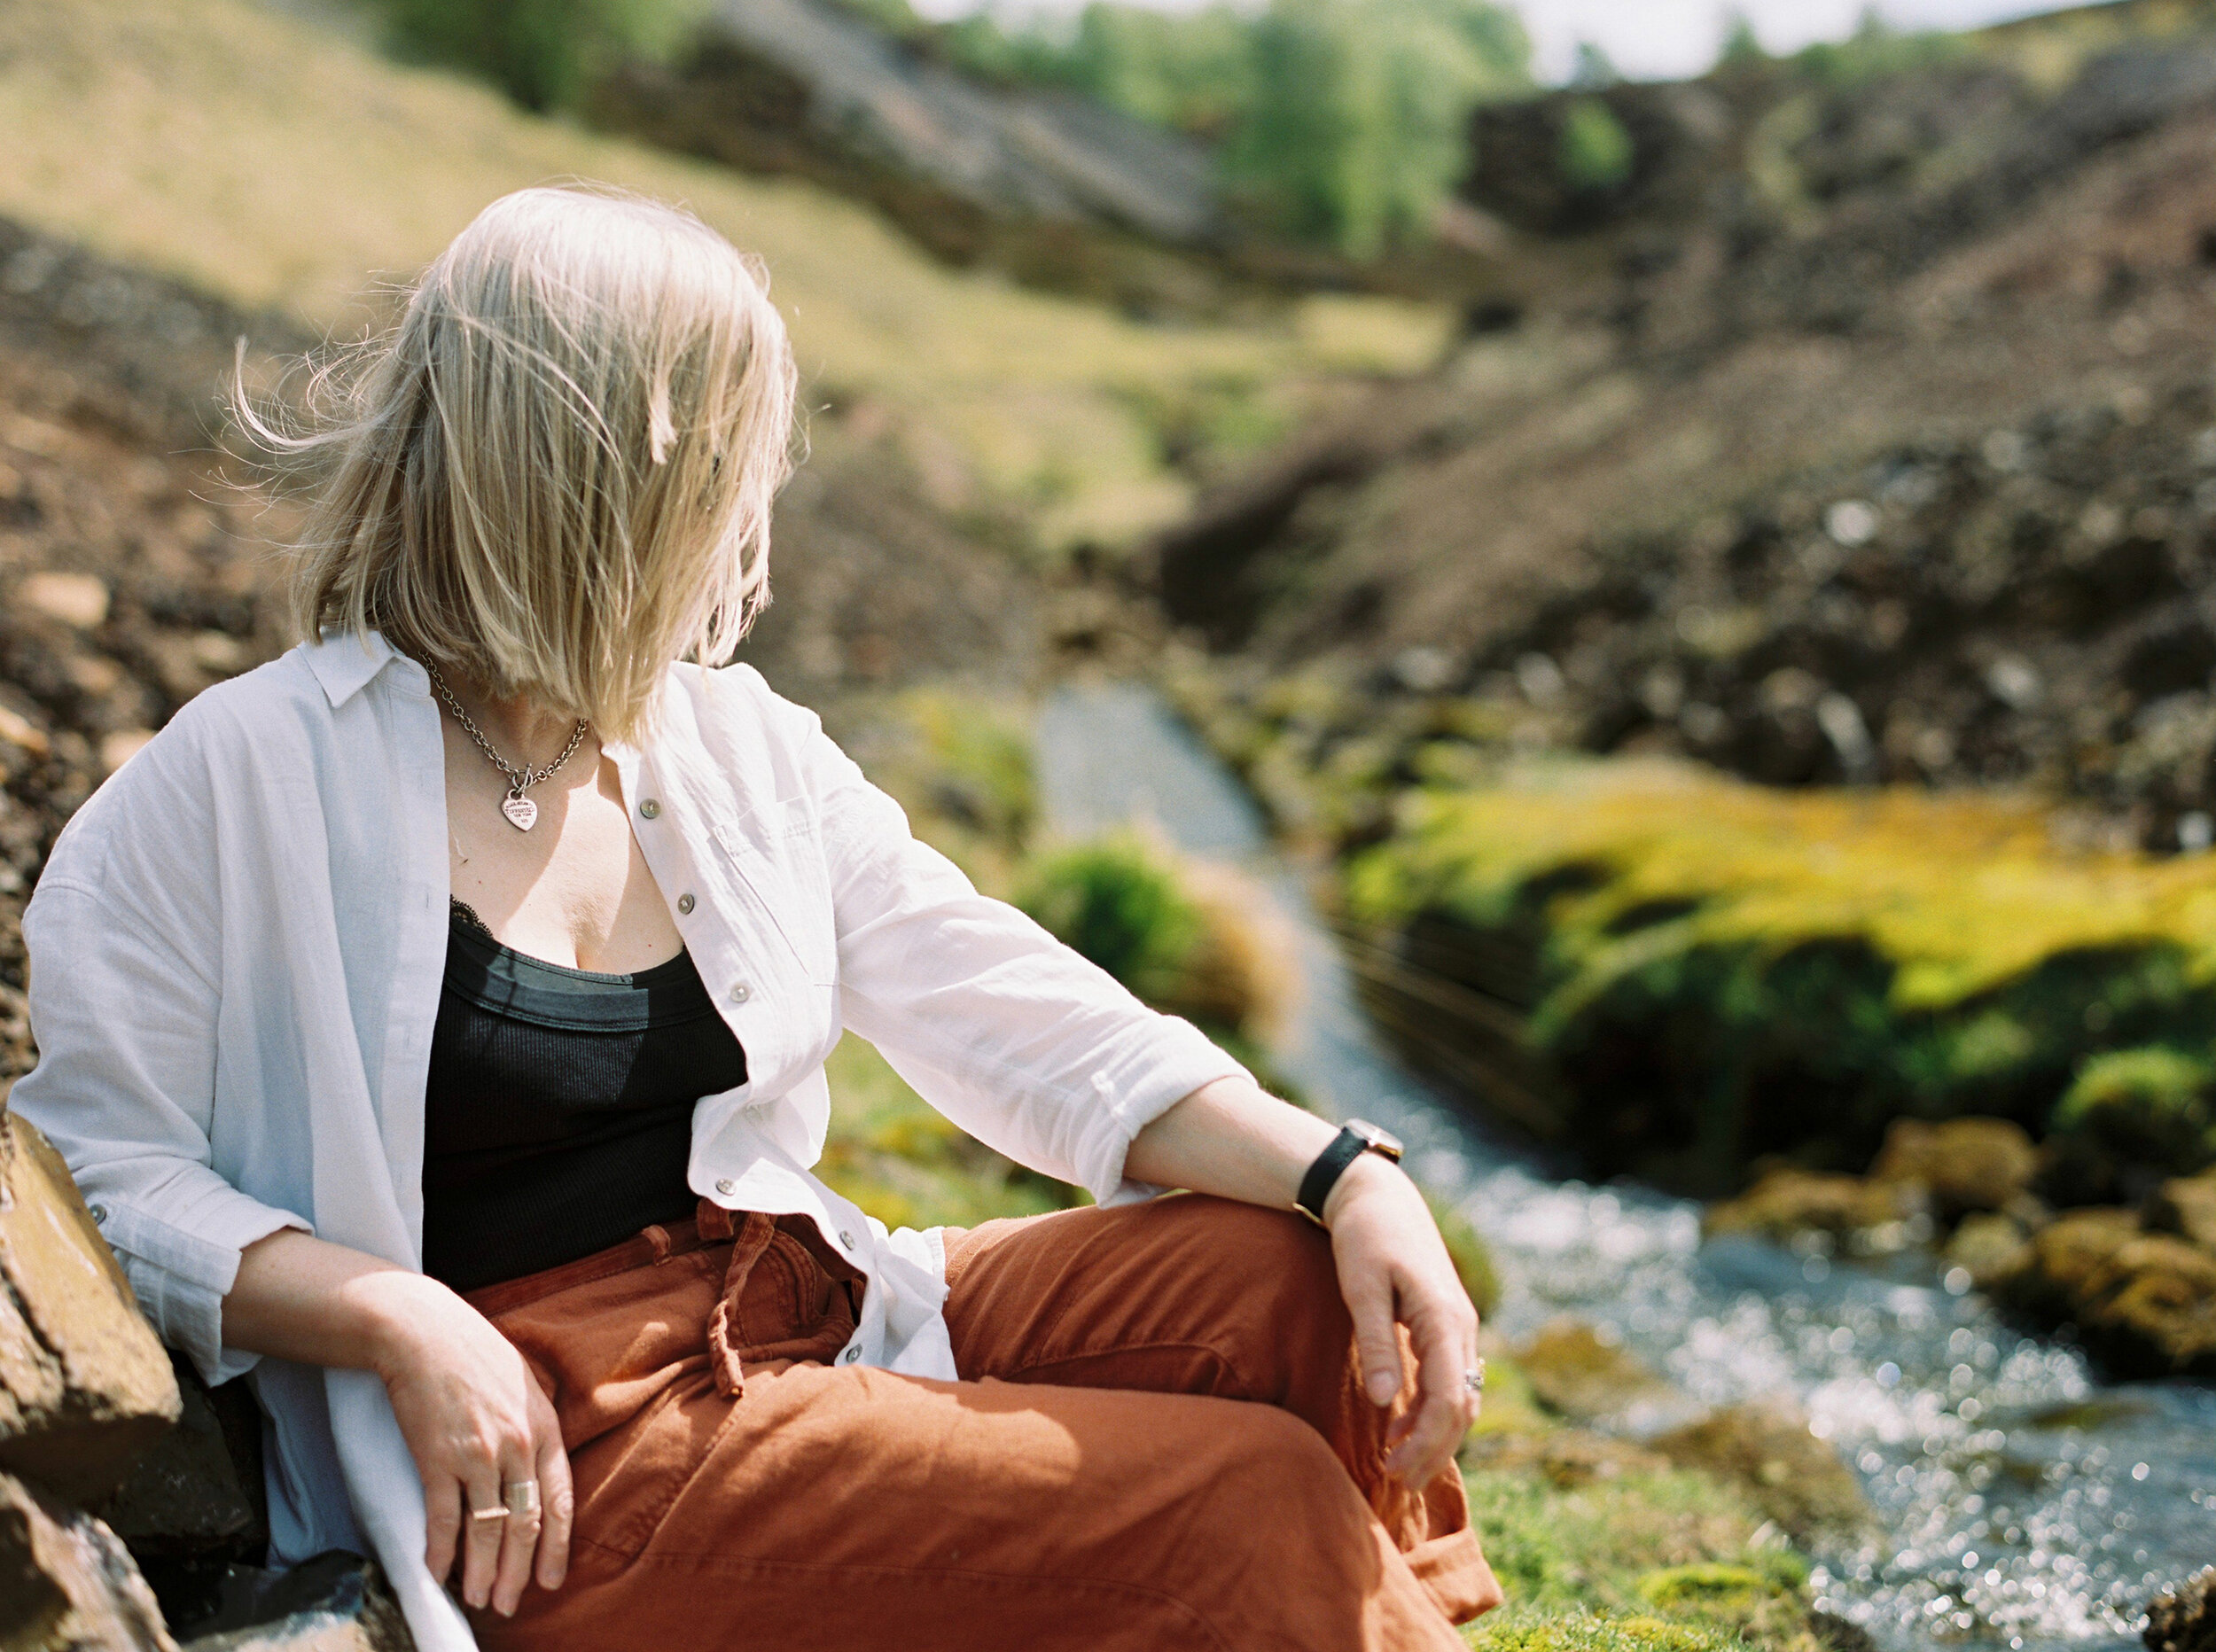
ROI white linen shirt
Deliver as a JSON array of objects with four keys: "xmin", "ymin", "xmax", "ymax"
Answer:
[{"xmin": 11, "ymin": 631, "xmax": 1245, "ymax": 1652}]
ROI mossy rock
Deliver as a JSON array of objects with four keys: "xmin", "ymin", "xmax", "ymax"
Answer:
[
  {"xmin": 1649, "ymin": 1406, "xmax": 1870, "ymax": 1546},
  {"xmin": 2145, "ymin": 1171, "xmax": 2216, "ymax": 1252},
  {"xmin": 1463, "ymin": 1429, "xmax": 1671, "ymax": 1485},
  {"xmin": 1344, "ymin": 759, "xmax": 2216, "ymax": 1190},
  {"xmin": 1995, "ymin": 1209, "xmax": 2216, "ymax": 1377},
  {"xmin": 1945, "ymin": 1212, "xmax": 2035, "ymax": 1290},
  {"xmin": 1704, "ymin": 1168, "xmax": 1916, "ymax": 1244},
  {"xmin": 1867, "ymin": 1116, "xmax": 2038, "ymax": 1218},
  {"xmin": 2046, "ymin": 1046, "xmax": 2216, "ymax": 1205},
  {"xmin": 1512, "ymin": 1320, "xmax": 1692, "ymax": 1430}
]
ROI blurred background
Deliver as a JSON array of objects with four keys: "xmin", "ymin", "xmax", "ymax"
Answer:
[{"xmin": 4, "ymin": 0, "xmax": 2216, "ymax": 1648}]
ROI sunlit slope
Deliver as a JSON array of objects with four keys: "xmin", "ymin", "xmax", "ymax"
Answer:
[{"xmin": 0, "ymin": 0, "xmax": 1446, "ymax": 547}]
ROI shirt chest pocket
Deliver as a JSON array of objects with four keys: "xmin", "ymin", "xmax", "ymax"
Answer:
[{"xmin": 714, "ymin": 800, "xmax": 838, "ymax": 988}]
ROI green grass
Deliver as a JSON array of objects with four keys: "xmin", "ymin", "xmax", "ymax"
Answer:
[{"xmin": 0, "ymin": 0, "xmax": 1450, "ymax": 549}]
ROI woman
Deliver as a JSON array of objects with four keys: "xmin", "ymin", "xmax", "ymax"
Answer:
[{"xmin": 14, "ymin": 187, "xmax": 1500, "ymax": 1651}]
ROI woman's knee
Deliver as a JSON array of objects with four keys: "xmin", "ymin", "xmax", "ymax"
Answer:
[{"xmin": 1162, "ymin": 1196, "xmax": 1351, "ymax": 1336}]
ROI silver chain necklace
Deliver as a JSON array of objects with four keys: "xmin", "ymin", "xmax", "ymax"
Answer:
[{"xmin": 424, "ymin": 664, "xmax": 591, "ymax": 833}]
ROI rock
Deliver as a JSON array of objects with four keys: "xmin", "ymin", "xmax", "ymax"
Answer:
[
  {"xmin": 0, "ymin": 1467, "xmax": 176, "ymax": 1652},
  {"xmin": 16, "ymin": 572, "xmax": 110, "ymax": 630},
  {"xmin": 2145, "ymin": 1565, "xmax": 2216, "ymax": 1652},
  {"xmin": 1998, "ymin": 1207, "xmax": 2143, "ymax": 1317},
  {"xmin": 1999, "ymin": 1209, "xmax": 2216, "ymax": 1377},
  {"xmin": 1947, "ymin": 1212, "xmax": 2035, "ymax": 1289},
  {"xmin": 1809, "ymin": 1609, "xmax": 1879, "ymax": 1652},
  {"xmin": 2145, "ymin": 1172, "xmax": 2216, "ymax": 1252},
  {"xmin": 2078, "ymin": 1232, "xmax": 2216, "ymax": 1376},
  {"xmin": 1703, "ymin": 1167, "xmax": 1917, "ymax": 1243},
  {"xmin": 1512, "ymin": 1318, "xmax": 1696, "ymax": 1430},
  {"xmin": 1650, "ymin": 1403, "xmax": 1871, "ymax": 1544},
  {"xmin": 95, "ymin": 1352, "xmax": 265, "ymax": 1568},
  {"xmin": 1869, "ymin": 1117, "xmax": 2040, "ymax": 1219},
  {"xmin": 170, "ymin": 1553, "xmax": 412, "ymax": 1651},
  {"xmin": 0, "ymin": 1113, "xmax": 181, "ymax": 1504}
]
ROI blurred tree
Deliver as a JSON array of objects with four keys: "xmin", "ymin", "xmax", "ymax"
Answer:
[
  {"xmin": 925, "ymin": 0, "xmax": 1527, "ymax": 260},
  {"xmin": 1567, "ymin": 39, "xmax": 1619, "ymax": 89},
  {"xmin": 1224, "ymin": 0, "xmax": 1529, "ymax": 259},
  {"xmin": 1717, "ymin": 11, "xmax": 1768, "ymax": 68},
  {"xmin": 376, "ymin": 0, "xmax": 704, "ymax": 111},
  {"xmin": 1557, "ymin": 95, "xmax": 1634, "ymax": 192}
]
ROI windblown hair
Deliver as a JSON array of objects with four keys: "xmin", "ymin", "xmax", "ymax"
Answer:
[{"xmin": 245, "ymin": 185, "xmax": 798, "ymax": 741}]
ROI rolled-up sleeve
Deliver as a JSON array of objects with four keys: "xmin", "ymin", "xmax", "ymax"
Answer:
[
  {"xmin": 801, "ymin": 719, "xmax": 1249, "ymax": 1204},
  {"xmin": 12, "ymin": 816, "xmax": 307, "ymax": 1386}
]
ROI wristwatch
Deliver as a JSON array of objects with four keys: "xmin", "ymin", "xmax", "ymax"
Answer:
[{"xmin": 1295, "ymin": 1118, "xmax": 1405, "ymax": 1226}]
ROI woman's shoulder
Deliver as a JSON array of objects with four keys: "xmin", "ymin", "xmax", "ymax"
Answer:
[{"xmin": 666, "ymin": 660, "xmax": 824, "ymax": 752}]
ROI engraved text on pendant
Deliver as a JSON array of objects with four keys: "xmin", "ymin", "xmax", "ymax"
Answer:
[{"xmin": 501, "ymin": 794, "xmax": 538, "ymax": 832}]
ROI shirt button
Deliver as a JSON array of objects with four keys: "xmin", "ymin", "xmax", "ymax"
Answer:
[
  {"xmin": 730, "ymin": 982, "xmax": 751, "ymax": 1003},
  {"xmin": 839, "ymin": 1230, "xmax": 856, "ymax": 1251},
  {"xmin": 714, "ymin": 1178, "xmax": 735, "ymax": 1196},
  {"xmin": 88, "ymin": 1204, "xmax": 108, "ymax": 1225},
  {"xmin": 841, "ymin": 1346, "xmax": 861, "ymax": 1364},
  {"xmin": 676, "ymin": 892, "xmax": 696, "ymax": 915},
  {"xmin": 638, "ymin": 799, "xmax": 660, "ymax": 820}
]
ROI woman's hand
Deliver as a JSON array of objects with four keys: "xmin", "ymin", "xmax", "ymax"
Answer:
[
  {"xmin": 1122, "ymin": 1077, "xmax": 1483, "ymax": 1484},
  {"xmin": 224, "ymin": 1230, "xmax": 575, "ymax": 1613},
  {"xmin": 1323, "ymin": 1153, "xmax": 1481, "ymax": 1487},
  {"xmin": 363, "ymin": 1274, "xmax": 574, "ymax": 1616}
]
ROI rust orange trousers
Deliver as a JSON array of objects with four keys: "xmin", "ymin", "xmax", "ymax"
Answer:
[{"xmin": 465, "ymin": 1193, "xmax": 1498, "ymax": 1651}]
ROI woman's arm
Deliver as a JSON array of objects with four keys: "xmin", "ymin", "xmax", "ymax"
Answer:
[
  {"xmin": 1124, "ymin": 1077, "xmax": 1481, "ymax": 1490},
  {"xmin": 225, "ymin": 1231, "xmax": 573, "ymax": 1617}
]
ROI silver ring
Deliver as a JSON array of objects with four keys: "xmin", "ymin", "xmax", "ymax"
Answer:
[
  {"xmin": 1463, "ymin": 1360, "xmax": 1486, "ymax": 1395},
  {"xmin": 503, "ymin": 1479, "xmax": 541, "ymax": 1516}
]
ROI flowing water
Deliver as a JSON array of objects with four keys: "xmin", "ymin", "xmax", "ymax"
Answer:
[{"xmin": 1035, "ymin": 681, "xmax": 2213, "ymax": 1652}]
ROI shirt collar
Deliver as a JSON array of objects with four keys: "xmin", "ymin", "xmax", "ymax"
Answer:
[{"xmin": 303, "ymin": 630, "xmax": 421, "ymax": 707}]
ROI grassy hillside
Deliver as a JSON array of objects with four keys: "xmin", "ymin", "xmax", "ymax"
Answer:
[{"xmin": 0, "ymin": 0, "xmax": 1447, "ymax": 549}]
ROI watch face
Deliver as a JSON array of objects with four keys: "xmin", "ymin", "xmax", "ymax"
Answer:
[{"xmin": 1346, "ymin": 1118, "xmax": 1404, "ymax": 1162}]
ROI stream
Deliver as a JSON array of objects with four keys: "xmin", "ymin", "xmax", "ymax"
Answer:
[{"xmin": 1034, "ymin": 680, "xmax": 2212, "ymax": 1652}]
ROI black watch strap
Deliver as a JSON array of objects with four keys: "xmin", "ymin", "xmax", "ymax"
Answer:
[{"xmin": 1296, "ymin": 1125, "xmax": 1386, "ymax": 1225}]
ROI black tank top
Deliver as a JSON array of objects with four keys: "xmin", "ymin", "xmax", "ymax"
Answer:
[{"xmin": 418, "ymin": 901, "xmax": 747, "ymax": 1293}]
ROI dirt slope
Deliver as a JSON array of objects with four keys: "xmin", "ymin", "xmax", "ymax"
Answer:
[{"xmin": 1154, "ymin": 28, "xmax": 2216, "ymax": 840}]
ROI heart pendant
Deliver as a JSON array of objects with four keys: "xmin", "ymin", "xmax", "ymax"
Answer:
[{"xmin": 501, "ymin": 794, "xmax": 538, "ymax": 832}]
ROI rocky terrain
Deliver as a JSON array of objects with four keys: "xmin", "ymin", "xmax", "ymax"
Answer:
[{"xmin": 1151, "ymin": 17, "xmax": 2216, "ymax": 845}]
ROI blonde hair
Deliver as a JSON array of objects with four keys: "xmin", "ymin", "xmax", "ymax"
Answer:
[{"xmin": 247, "ymin": 185, "xmax": 798, "ymax": 741}]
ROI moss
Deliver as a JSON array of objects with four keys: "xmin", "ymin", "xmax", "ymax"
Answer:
[
  {"xmin": 1345, "ymin": 758, "xmax": 2216, "ymax": 1187},
  {"xmin": 1468, "ymin": 1614, "xmax": 1745, "ymax": 1652},
  {"xmin": 1020, "ymin": 836, "xmax": 1210, "ymax": 1010},
  {"xmin": 1462, "ymin": 1466, "xmax": 1820, "ymax": 1651}
]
